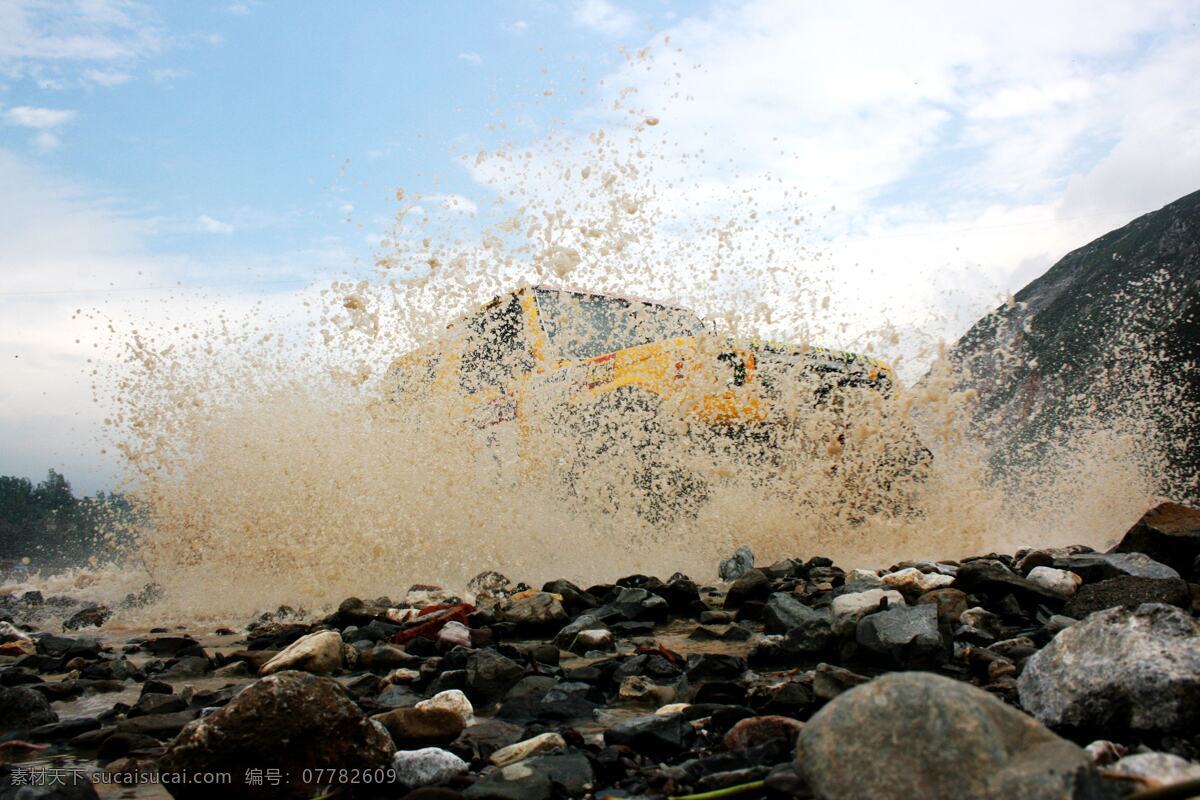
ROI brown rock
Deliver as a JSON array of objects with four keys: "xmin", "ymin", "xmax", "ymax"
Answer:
[
  {"xmin": 723, "ymin": 715, "xmax": 804, "ymax": 750},
  {"xmin": 372, "ymin": 705, "xmax": 465, "ymax": 748}
]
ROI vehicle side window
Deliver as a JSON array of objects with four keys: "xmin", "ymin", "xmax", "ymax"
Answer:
[{"xmin": 459, "ymin": 296, "xmax": 534, "ymax": 394}]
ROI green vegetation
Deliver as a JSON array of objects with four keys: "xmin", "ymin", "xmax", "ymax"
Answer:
[{"xmin": 0, "ymin": 469, "xmax": 137, "ymax": 570}]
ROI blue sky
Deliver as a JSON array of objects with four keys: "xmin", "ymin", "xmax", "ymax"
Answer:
[{"xmin": 2, "ymin": 0, "xmax": 1199, "ymax": 492}]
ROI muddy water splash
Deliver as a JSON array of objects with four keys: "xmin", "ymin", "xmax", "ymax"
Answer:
[{"xmin": 79, "ymin": 48, "xmax": 1168, "ymax": 623}]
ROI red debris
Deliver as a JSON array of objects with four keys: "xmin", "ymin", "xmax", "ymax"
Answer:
[{"xmin": 390, "ymin": 603, "xmax": 475, "ymax": 645}]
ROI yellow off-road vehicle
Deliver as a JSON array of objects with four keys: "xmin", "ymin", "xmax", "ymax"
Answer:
[{"xmin": 388, "ymin": 286, "xmax": 927, "ymax": 520}]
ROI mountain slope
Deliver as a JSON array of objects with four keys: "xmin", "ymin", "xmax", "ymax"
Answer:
[{"xmin": 947, "ymin": 189, "xmax": 1200, "ymax": 500}]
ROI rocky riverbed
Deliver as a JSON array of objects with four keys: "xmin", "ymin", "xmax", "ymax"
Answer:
[{"xmin": 2, "ymin": 502, "xmax": 1200, "ymax": 800}]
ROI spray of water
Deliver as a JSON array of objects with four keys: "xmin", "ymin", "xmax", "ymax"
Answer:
[{"xmin": 34, "ymin": 46, "xmax": 1180, "ymax": 624}]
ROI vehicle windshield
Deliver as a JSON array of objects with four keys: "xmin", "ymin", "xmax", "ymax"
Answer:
[{"xmin": 534, "ymin": 288, "xmax": 707, "ymax": 360}]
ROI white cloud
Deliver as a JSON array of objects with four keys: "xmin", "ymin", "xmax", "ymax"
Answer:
[
  {"xmin": 504, "ymin": 20, "xmax": 529, "ymax": 34},
  {"xmin": 573, "ymin": 0, "xmax": 637, "ymax": 36},
  {"xmin": 427, "ymin": 194, "xmax": 478, "ymax": 215},
  {"xmin": 32, "ymin": 130, "xmax": 59, "ymax": 151},
  {"xmin": 0, "ymin": 0, "xmax": 163, "ymax": 85},
  {"xmin": 83, "ymin": 67, "xmax": 131, "ymax": 86},
  {"xmin": 458, "ymin": 52, "xmax": 482, "ymax": 65},
  {"xmin": 196, "ymin": 214, "xmax": 234, "ymax": 234},
  {"xmin": 466, "ymin": 0, "xmax": 1200, "ymax": 355},
  {"xmin": 3, "ymin": 105, "xmax": 76, "ymax": 128}
]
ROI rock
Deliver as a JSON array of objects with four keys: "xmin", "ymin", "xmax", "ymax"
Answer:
[
  {"xmin": 595, "ymin": 587, "xmax": 669, "ymax": 623},
  {"xmin": 416, "ymin": 690, "xmax": 474, "ymax": 725},
  {"xmin": 812, "ymin": 663, "xmax": 870, "ymax": 700},
  {"xmin": 604, "ymin": 712, "xmax": 695, "ymax": 757},
  {"xmin": 723, "ymin": 715, "xmax": 804, "ymax": 750},
  {"xmin": 1106, "ymin": 752, "xmax": 1200, "ymax": 789},
  {"xmin": 955, "ymin": 559, "xmax": 1064, "ymax": 604},
  {"xmin": 1062, "ymin": 576, "xmax": 1190, "ymax": 618},
  {"xmin": 63, "ymin": 605, "xmax": 111, "ymax": 631},
  {"xmin": 468, "ymin": 570, "xmax": 512, "ymax": 602},
  {"xmin": 797, "ymin": 672, "xmax": 1098, "ymax": 800},
  {"xmin": 259, "ymin": 630, "xmax": 350, "ymax": 675},
  {"xmin": 956, "ymin": 606, "xmax": 1003, "ymax": 640},
  {"xmin": 437, "ymin": 621, "xmax": 472, "ymax": 649},
  {"xmin": 465, "ymin": 649, "xmax": 525, "ymax": 703},
  {"xmin": 618, "ymin": 675, "xmax": 677, "ymax": 706},
  {"xmin": 1025, "ymin": 567, "xmax": 1082, "ymax": 597},
  {"xmin": 115, "ymin": 710, "xmax": 198, "ymax": 738},
  {"xmin": 763, "ymin": 592, "xmax": 823, "ymax": 635},
  {"xmin": 1017, "ymin": 603, "xmax": 1200, "ymax": 734},
  {"xmin": 212, "ymin": 660, "xmax": 253, "ymax": 679},
  {"xmin": 0, "ymin": 685, "xmax": 58, "ymax": 733},
  {"xmin": 719, "ymin": 545, "xmax": 755, "ymax": 581},
  {"xmin": 1109, "ymin": 502, "xmax": 1200, "ymax": 579},
  {"xmin": 496, "ymin": 593, "xmax": 569, "ymax": 631},
  {"xmin": 159, "ymin": 671, "xmax": 394, "ymax": 799},
  {"xmin": 392, "ymin": 747, "xmax": 469, "ymax": 789},
  {"xmin": 489, "ymin": 732, "xmax": 566, "ymax": 767},
  {"xmin": 854, "ymin": 604, "xmax": 946, "ymax": 665},
  {"xmin": 461, "ymin": 754, "xmax": 596, "ymax": 800},
  {"xmin": 569, "ymin": 629, "xmax": 614, "ymax": 654},
  {"xmin": 879, "ymin": 567, "xmax": 954, "ymax": 596},
  {"xmin": 723, "ymin": 569, "xmax": 770, "ymax": 609},
  {"xmin": 0, "ymin": 622, "xmax": 36, "ymax": 657},
  {"xmin": 915, "ymin": 587, "xmax": 969, "ymax": 624},
  {"xmin": 450, "ymin": 719, "xmax": 525, "ymax": 762},
  {"xmin": 830, "ymin": 589, "xmax": 904, "ymax": 636},
  {"xmin": 1053, "ymin": 552, "xmax": 1180, "ymax": 581},
  {"xmin": 374, "ymin": 706, "xmax": 465, "ymax": 748}
]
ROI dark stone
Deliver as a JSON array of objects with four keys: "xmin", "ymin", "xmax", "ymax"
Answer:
[
  {"xmin": 797, "ymin": 672, "xmax": 1099, "ymax": 799},
  {"xmin": 723, "ymin": 570, "xmax": 770, "ymax": 609},
  {"xmin": 1109, "ymin": 502, "xmax": 1200, "ymax": 579},
  {"xmin": 1053, "ymin": 552, "xmax": 1179, "ymax": 582},
  {"xmin": 29, "ymin": 716, "xmax": 101, "ymax": 741},
  {"xmin": 915, "ymin": 587, "xmax": 969, "ymax": 624},
  {"xmin": 0, "ymin": 764, "xmax": 100, "ymax": 798},
  {"xmin": 128, "ymin": 691, "xmax": 188, "ymax": 718},
  {"xmin": 685, "ymin": 653, "xmax": 745, "ymax": 682},
  {"xmin": 63, "ymin": 605, "xmax": 110, "ymax": 631},
  {"xmin": 373, "ymin": 706, "xmax": 464, "ymax": 747},
  {"xmin": 854, "ymin": 604, "xmax": 947, "ymax": 665},
  {"xmin": 604, "ymin": 712, "xmax": 695, "ymax": 757},
  {"xmin": 158, "ymin": 671, "xmax": 394, "ymax": 799},
  {"xmin": 955, "ymin": 559, "xmax": 1064, "ymax": 605},
  {"xmin": 465, "ymin": 649, "xmax": 525, "ymax": 703},
  {"xmin": 1063, "ymin": 576, "xmax": 1190, "ymax": 618},
  {"xmin": 142, "ymin": 635, "xmax": 201, "ymax": 657},
  {"xmin": 0, "ymin": 685, "xmax": 57, "ymax": 733},
  {"xmin": 448, "ymin": 719, "xmax": 525, "ymax": 763},
  {"xmin": 116, "ymin": 709, "xmax": 198, "ymax": 738}
]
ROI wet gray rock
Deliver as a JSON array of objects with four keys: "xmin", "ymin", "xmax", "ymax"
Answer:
[
  {"xmin": 1052, "ymin": 552, "xmax": 1179, "ymax": 581},
  {"xmin": 0, "ymin": 685, "xmax": 58, "ymax": 734},
  {"xmin": 462, "ymin": 752, "xmax": 594, "ymax": 800},
  {"xmin": 855, "ymin": 603, "xmax": 946, "ymax": 665},
  {"xmin": 1062, "ymin": 576, "xmax": 1190, "ymax": 618},
  {"xmin": 465, "ymin": 649, "xmax": 525, "ymax": 703},
  {"xmin": 593, "ymin": 587, "xmax": 669, "ymax": 623},
  {"xmin": 1017, "ymin": 603, "xmax": 1200, "ymax": 734},
  {"xmin": 603, "ymin": 712, "xmax": 695, "ymax": 757},
  {"xmin": 723, "ymin": 569, "xmax": 771, "ymax": 609},
  {"xmin": 797, "ymin": 672, "xmax": 1098, "ymax": 800},
  {"xmin": 830, "ymin": 589, "xmax": 904, "ymax": 637},
  {"xmin": 158, "ymin": 671, "xmax": 394, "ymax": 799},
  {"xmin": 763, "ymin": 592, "xmax": 823, "ymax": 635},
  {"xmin": 719, "ymin": 545, "xmax": 755, "ymax": 581},
  {"xmin": 955, "ymin": 558, "xmax": 1064, "ymax": 604}
]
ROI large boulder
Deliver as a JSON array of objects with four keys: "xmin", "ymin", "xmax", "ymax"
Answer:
[
  {"xmin": 1051, "ymin": 552, "xmax": 1179, "ymax": 582},
  {"xmin": 1109, "ymin": 502, "xmax": 1200, "ymax": 579},
  {"xmin": 495, "ymin": 592, "xmax": 569, "ymax": 632},
  {"xmin": 158, "ymin": 671, "xmax": 394, "ymax": 799},
  {"xmin": 1017, "ymin": 603, "xmax": 1200, "ymax": 734},
  {"xmin": 796, "ymin": 672, "xmax": 1098, "ymax": 800},
  {"xmin": 0, "ymin": 685, "xmax": 58, "ymax": 734},
  {"xmin": 465, "ymin": 649, "xmax": 525, "ymax": 703}
]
